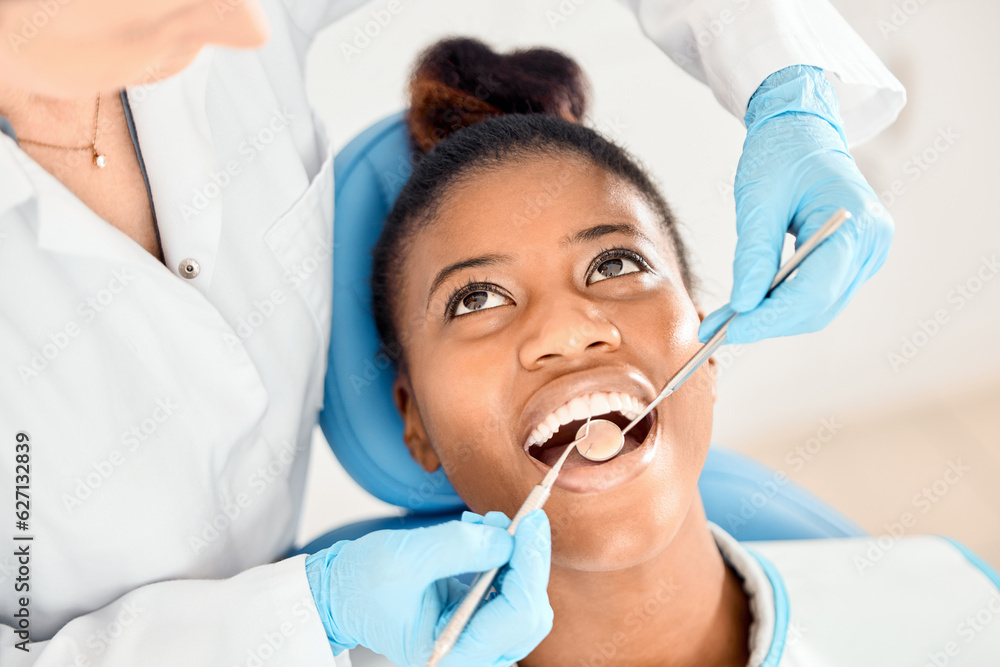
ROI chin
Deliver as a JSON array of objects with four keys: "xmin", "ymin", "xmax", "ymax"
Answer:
[
  {"xmin": 139, "ymin": 47, "xmax": 202, "ymax": 85},
  {"xmin": 547, "ymin": 464, "xmax": 697, "ymax": 573}
]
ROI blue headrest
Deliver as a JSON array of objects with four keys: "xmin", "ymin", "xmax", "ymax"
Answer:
[{"xmin": 321, "ymin": 111, "xmax": 466, "ymax": 512}]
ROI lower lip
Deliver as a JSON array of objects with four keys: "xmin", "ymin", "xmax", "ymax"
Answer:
[{"xmin": 525, "ymin": 414, "xmax": 658, "ymax": 494}]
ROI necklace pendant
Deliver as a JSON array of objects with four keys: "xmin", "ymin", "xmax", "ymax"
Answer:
[{"xmin": 94, "ymin": 153, "xmax": 107, "ymax": 168}]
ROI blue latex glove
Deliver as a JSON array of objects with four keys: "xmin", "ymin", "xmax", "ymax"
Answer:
[
  {"xmin": 304, "ymin": 509, "xmax": 552, "ymax": 666},
  {"xmin": 699, "ymin": 65, "xmax": 894, "ymax": 345}
]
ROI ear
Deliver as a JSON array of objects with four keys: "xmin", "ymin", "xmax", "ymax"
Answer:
[
  {"xmin": 695, "ymin": 307, "xmax": 718, "ymax": 405},
  {"xmin": 392, "ymin": 374, "xmax": 441, "ymax": 472}
]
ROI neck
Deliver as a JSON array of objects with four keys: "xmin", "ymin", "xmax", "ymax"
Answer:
[
  {"xmin": 522, "ymin": 500, "xmax": 750, "ymax": 667},
  {"xmin": 0, "ymin": 82, "xmax": 109, "ymax": 147}
]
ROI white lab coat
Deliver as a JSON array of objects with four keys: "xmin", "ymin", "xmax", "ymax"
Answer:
[{"xmin": 0, "ymin": 1, "xmax": 903, "ymax": 664}]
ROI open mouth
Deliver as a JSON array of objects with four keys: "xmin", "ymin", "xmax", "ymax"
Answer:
[{"xmin": 527, "ymin": 411, "xmax": 655, "ymax": 468}]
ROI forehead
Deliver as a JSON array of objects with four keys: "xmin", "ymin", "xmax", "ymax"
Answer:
[
  {"xmin": 390, "ymin": 154, "xmax": 689, "ymax": 332},
  {"xmin": 421, "ymin": 155, "xmax": 667, "ymax": 257}
]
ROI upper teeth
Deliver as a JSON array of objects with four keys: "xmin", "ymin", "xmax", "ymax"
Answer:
[{"xmin": 525, "ymin": 391, "xmax": 645, "ymax": 449}]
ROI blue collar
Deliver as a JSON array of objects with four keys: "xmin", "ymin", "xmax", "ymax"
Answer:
[
  {"xmin": 709, "ymin": 523, "xmax": 789, "ymax": 666},
  {"xmin": 0, "ymin": 114, "xmax": 17, "ymax": 142},
  {"xmin": 744, "ymin": 547, "xmax": 790, "ymax": 666}
]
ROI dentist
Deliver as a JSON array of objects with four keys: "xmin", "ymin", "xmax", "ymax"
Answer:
[{"xmin": 0, "ymin": 0, "xmax": 901, "ymax": 665}]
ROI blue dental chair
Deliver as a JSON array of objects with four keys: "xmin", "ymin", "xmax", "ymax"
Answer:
[{"xmin": 299, "ymin": 112, "xmax": 864, "ymax": 556}]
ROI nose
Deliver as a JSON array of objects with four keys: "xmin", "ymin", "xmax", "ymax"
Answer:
[
  {"xmin": 518, "ymin": 301, "xmax": 621, "ymax": 370},
  {"xmin": 202, "ymin": 0, "xmax": 271, "ymax": 50}
]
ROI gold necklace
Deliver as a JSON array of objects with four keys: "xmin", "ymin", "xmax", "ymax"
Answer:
[{"xmin": 18, "ymin": 93, "xmax": 107, "ymax": 168}]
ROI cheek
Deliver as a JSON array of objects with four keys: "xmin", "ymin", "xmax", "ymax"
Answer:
[
  {"xmin": 632, "ymin": 289, "xmax": 702, "ymax": 364},
  {"xmin": 412, "ymin": 342, "xmax": 535, "ymax": 515}
]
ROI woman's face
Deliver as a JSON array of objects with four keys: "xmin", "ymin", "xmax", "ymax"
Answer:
[
  {"xmin": 393, "ymin": 154, "xmax": 716, "ymax": 571},
  {"xmin": 0, "ymin": 0, "xmax": 269, "ymax": 97}
]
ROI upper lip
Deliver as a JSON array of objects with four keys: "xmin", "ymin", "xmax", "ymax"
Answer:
[{"xmin": 517, "ymin": 367, "xmax": 657, "ymax": 452}]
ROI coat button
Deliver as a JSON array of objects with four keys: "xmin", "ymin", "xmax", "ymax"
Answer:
[{"xmin": 179, "ymin": 258, "xmax": 200, "ymax": 279}]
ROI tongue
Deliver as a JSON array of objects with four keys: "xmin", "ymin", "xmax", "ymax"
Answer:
[
  {"xmin": 535, "ymin": 429, "xmax": 643, "ymax": 469},
  {"xmin": 538, "ymin": 443, "xmax": 597, "ymax": 469}
]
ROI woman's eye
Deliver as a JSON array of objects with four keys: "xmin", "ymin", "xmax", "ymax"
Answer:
[
  {"xmin": 453, "ymin": 289, "xmax": 511, "ymax": 316},
  {"xmin": 588, "ymin": 256, "xmax": 642, "ymax": 284}
]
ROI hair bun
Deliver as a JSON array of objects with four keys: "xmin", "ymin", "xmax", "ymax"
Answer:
[{"xmin": 407, "ymin": 37, "xmax": 590, "ymax": 153}]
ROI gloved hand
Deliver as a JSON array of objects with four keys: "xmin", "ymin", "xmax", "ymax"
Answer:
[
  {"xmin": 699, "ymin": 65, "xmax": 894, "ymax": 345},
  {"xmin": 304, "ymin": 509, "xmax": 553, "ymax": 666}
]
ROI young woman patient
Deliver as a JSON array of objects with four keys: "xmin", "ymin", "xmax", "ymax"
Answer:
[{"xmin": 366, "ymin": 38, "xmax": 1000, "ymax": 667}]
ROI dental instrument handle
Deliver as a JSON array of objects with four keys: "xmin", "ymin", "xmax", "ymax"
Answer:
[
  {"xmin": 427, "ymin": 489, "xmax": 548, "ymax": 666},
  {"xmin": 427, "ymin": 439, "xmax": 578, "ymax": 667},
  {"xmin": 619, "ymin": 207, "xmax": 852, "ymax": 438}
]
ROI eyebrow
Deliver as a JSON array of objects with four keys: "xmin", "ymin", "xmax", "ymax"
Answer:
[
  {"xmin": 424, "ymin": 223, "xmax": 651, "ymax": 310},
  {"xmin": 426, "ymin": 253, "xmax": 512, "ymax": 309},
  {"xmin": 564, "ymin": 222, "xmax": 652, "ymax": 246}
]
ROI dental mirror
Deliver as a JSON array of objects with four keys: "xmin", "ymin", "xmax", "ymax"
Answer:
[{"xmin": 575, "ymin": 419, "xmax": 626, "ymax": 461}]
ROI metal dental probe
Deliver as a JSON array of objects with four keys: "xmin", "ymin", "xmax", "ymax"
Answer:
[
  {"xmin": 426, "ymin": 418, "xmax": 593, "ymax": 667},
  {"xmin": 613, "ymin": 207, "xmax": 852, "ymax": 443}
]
